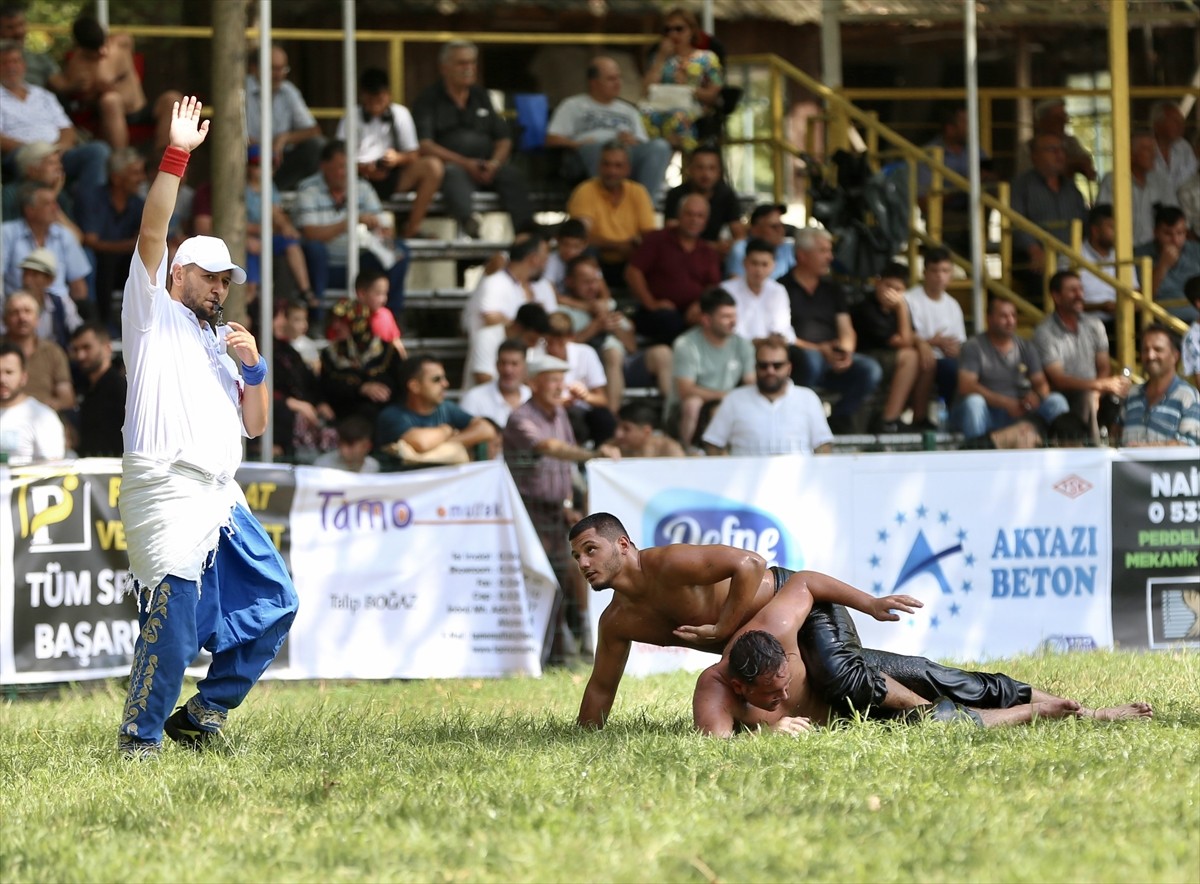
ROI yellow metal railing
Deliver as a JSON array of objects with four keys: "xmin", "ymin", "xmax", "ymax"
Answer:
[
  {"xmin": 723, "ymin": 52, "xmax": 1191, "ymax": 369},
  {"xmin": 38, "ymin": 20, "xmax": 1191, "ymax": 365}
]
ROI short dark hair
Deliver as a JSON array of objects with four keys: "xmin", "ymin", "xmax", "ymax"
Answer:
[
  {"xmin": 987, "ymin": 294, "xmax": 1015, "ymax": 316},
  {"xmin": 699, "ymin": 286, "xmax": 735, "ymax": 315},
  {"xmin": 0, "ymin": 340, "xmax": 25, "ymax": 369},
  {"xmin": 558, "ymin": 218, "xmax": 588, "ymax": 241},
  {"xmin": 687, "ymin": 144, "xmax": 722, "ymax": 167},
  {"xmin": 1154, "ymin": 206, "xmax": 1185, "ymax": 229},
  {"xmin": 72, "ymin": 15, "xmax": 105, "ymax": 51},
  {"xmin": 566, "ymin": 253, "xmax": 600, "ymax": 279},
  {"xmin": 921, "ymin": 245, "xmax": 953, "ymax": 266},
  {"xmin": 359, "ymin": 67, "xmax": 389, "ymax": 94},
  {"xmin": 744, "ymin": 237, "xmax": 775, "ymax": 259},
  {"xmin": 879, "ymin": 261, "xmax": 908, "ymax": 283},
  {"xmin": 1048, "ymin": 270, "xmax": 1080, "ymax": 294},
  {"xmin": 403, "ymin": 354, "xmax": 442, "ymax": 387},
  {"xmin": 69, "ymin": 321, "xmax": 110, "ymax": 344},
  {"xmin": 1086, "ymin": 203, "xmax": 1113, "ymax": 231},
  {"xmin": 497, "ymin": 338, "xmax": 527, "ymax": 358},
  {"xmin": 1142, "ymin": 323, "xmax": 1180, "ymax": 353},
  {"xmin": 618, "ymin": 401, "xmax": 660, "ymax": 429},
  {"xmin": 336, "ymin": 414, "xmax": 373, "ymax": 445},
  {"xmin": 1184, "ymin": 275, "xmax": 1200, "ymax": 308},
  {"xmin": 513, "ymin": 302, "xmax": 551, "ymax": 334},
  {"xmin": 568, "ymin": 512, "xmax": 629, "ymax": 543},
  {"xmin": 509, "ymin": 234, "xmax": 546, "ymax": 264},
  {"xmin": 749, "ymin": 203, "xmax": 786, "ymax": 225},
  {"xmin": 354, "ymin": 268, "xmax": 387, "ymax": 293},
  {"xmin": 728, "ymin": 630, "xmax": 787, "ymax": 685},
  {"xmin": 320, "ymin": 140, "xmax": 346, "ymax": 163}
]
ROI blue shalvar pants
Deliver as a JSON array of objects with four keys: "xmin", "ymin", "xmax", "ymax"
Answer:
[{"xmin": 118, "ymin": 504, "xmax": 299, "ymax": 750}]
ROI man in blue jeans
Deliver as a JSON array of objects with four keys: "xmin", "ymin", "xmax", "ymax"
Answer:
[
  {"xmin": 295, "ymin": 140, "xmax": 408, "ymax": 322},
  {"xmin": 779, "ymin": 227, "xmax": 881, "ymax": 434},
  {"xmin": 954, "ymin": 295, "xmax": 1069, "ymax": 441}
]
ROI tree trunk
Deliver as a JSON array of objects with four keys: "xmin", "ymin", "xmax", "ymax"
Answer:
[{"xmin": 211, "ymin": 0, "xmax": 249, "ymax": 324}]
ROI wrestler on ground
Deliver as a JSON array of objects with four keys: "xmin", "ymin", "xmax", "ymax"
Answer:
[
  {"xmin": 693, "ymin": 577, "xmax": 1150, "ymax": 738},
  {"xmin": 568, "ymin": 511, "xmax": 921, "ymax": 728},
  {"xmin": 116, "ymin": 97, "xmax": 299, "ymax": 758},
  {"xmin": 568, "ymin": 512, "xmax": 1152, "ymax": 730}
]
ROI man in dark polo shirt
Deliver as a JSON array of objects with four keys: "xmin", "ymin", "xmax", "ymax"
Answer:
[
  {"xmin": 780, "ymin": 227, "xmax": 881, "ymax": 434},
  {"xmin": 375, "ymin": 355, "xmax": 496, "ymax": 469},
  {"xmin": 503, "ymin": 355, "xmax": 620, "ymax": 663},
  {"xmin": 412, "ymin": 40, "xmax": 533, "ymax": 238},
  {"xmin": 663, "ymin": 145, "xmax": 745, "ymax": 252},
  {"xmin": 67, "ymin": 321, "xmax": 125, "ymax": 456},
  {"xmin": 626, "ymin": 193, "xmax": 722, "ymax": 345}
]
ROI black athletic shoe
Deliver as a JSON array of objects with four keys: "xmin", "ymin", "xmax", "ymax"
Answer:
[{"xmin": 164, "ymin": 705, "xmax": 213, "ymax": 749}]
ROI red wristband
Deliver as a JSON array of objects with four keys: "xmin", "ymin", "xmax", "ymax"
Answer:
[{"xmin": 159, "ymin": 146, "xmax": 190, "ymax": 178}]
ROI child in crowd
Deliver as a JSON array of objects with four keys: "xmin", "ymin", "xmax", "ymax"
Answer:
[
  {"xmin": 545, "ymin": 218, "xmax": 592, "ymax": 294},
  {"xmin": 313, "ymin": 415, "xmax": 380, "ymax": 473},
  {"xmin": 355, "ymin": 268, "xmax": 407, "ymax": 357}
]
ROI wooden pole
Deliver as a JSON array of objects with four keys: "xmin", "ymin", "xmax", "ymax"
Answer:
[{"xmin": 211, "ymin": 0, "xmax": 249, "ymax": 324}]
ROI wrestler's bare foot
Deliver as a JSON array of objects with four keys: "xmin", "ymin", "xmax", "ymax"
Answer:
[
  {"xmin": 975, "ymin": 698, "xmax": 1080, "ymax": 727},
  {"xmin": 1080, "ymin": 702, "xmax": 1153, "ymax": 721}
]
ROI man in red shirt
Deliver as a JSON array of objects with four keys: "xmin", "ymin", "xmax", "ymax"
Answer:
[{"xmin": 625, "ymin": 193, "xmax": 721, "ymax": 345}]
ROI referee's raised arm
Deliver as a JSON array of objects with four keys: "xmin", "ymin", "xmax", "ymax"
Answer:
[{"xmin": 137, "ymin": 95, "xmax": 210, "ymax": 278}]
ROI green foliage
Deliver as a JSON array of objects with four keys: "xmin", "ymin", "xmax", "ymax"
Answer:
[{"xmin": 1, "ymin": 650, "xmax": 1197, "ymax": 883}]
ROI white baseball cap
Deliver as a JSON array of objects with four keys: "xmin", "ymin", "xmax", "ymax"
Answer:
[
  {"xmin": 173, "ymin": 235, "xmax": 247, "ymax": 285},
  {"xmin": 528, "ymin": 354, "xmax": 571, "ymax": 375}
]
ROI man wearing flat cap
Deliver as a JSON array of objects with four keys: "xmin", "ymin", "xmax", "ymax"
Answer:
[{"xmin": 503, "ymin": 354, "xmax": 620, "ymax": 663}]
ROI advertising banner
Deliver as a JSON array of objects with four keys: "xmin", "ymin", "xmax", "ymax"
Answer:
[
  {"xmin": 1110, "ymin": 451, "xmax": 1200, "ymax": 649},
  {"xmin": 588, "ymin": 449, "xmax": 1116, "ymax": 670},
  {"xmin": 2, "ymin": 460, "xmax": 555, "ymax": 684},
  {"xmin": 284, "ymin": 461, "xmax": 554, "ymax": 679}
]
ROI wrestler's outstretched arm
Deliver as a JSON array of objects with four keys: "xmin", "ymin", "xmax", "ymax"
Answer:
[{"xmin": 791, "ymin": 570, "xmax": 922, "ymax": 622}]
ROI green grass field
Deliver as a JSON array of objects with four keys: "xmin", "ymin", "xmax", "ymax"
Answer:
[{"xmin": 2, "ymin": 650, "xmax": 1198, "ymax": 883}]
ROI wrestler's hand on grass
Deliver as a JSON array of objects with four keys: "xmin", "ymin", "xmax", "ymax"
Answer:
[
  {"xmin": 771, "ymin": 716, "xmax": 813, "ymax": 736},
  {"xmin": 224, "ymin": 322, "xmax": 261, "ymax": 369},
  {"xmin": 169, "ymin": 95, "xmax": 209, "ymax": 153},
  {"xmin": 870, "ymin": 593, "xmax": 923, "ymax": 621}
]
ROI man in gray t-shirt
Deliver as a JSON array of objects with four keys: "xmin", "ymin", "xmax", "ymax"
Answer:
[
  {"xmin": 1033, "ymin": 270, "xmax": 1130, "ymax": 436},
  {"xmin": 953, "ymin": 297, "xmax": 1069, "ymax": 440},
  {"xmin": 669, "ymin": 288, "xmax": 755, "ymax": 447},
  {"xmin": 545, "ymin": 56, "xmax": 671, "ymax": 196}
]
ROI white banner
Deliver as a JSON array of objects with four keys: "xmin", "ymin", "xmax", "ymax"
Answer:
[
  {"xmin": 285, "ymin": 461, "xmax": 555, "ymax": 679},
  {"xmin": 587, "ymin": 449, "xmax": 1115, "ymax": 671},
  {"xmin": 1, "ymin": 460, "xmax": 556, "ymax": 684}
]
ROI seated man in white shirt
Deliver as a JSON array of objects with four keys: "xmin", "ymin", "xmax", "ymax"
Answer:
[
  {"xmin": 723, "ymin": 237, "xmax": 795, "ymax": 346},
  {"xmin": 904, "ymin": 245, "xmax": 967, "ymax": 422},
  {"xmin": 462, "ymin": 234, "xmax": 557, "ymax": 385},
  {"xmin": 1097, "ymin": 129, "xmax": 1177, "ymax": 248},
  {"xmin": 702, "ymin": 337, "xmax": 833, "ymax": 456},
  {"xmin": 1077, "ymin": 204, "xmax": 1138, "ymax": 336},
  {"xmin": 0, "ymin": 340, "xmax": 65, "ymax": 464},
  {"xmin": 337, "ymin": 68, "xmax": 444, "ymax": 238},
  {"xmin": 461, "ymin": 337, "xmax": 532, "ymax": 442}
]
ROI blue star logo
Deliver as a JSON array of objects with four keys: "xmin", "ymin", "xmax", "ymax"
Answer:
[
  {"xmin": 961, "ymin": 580, "xmax": 973, "ymax": 593},
  {"xmin": 939, "ymin": 511, "xmax": 950, "ymax": 524},
  {"xmin": 949, "ymin": 603, "xmax": 961, "ymax": 616},
  {"xmin": 916, "ymin": 505, "xmax": 928, "ymax": 519},
  {"xmin": 869, "ymin": 554, "xmax": 881, "ymax": 568},
  {"xmin": 895, "ymin": 511, "xmax": 907, "ymax": 525},
  {"xmin": 877, "ymin": 528, "xmax": 889, "ymax": 542},
  {"xmin": 930, "ymin": 616, "xmax": 940, "ymax": 629},
  {"xmin": 869, "ymin": 505, "xmax": 974, "ymax": 628}
]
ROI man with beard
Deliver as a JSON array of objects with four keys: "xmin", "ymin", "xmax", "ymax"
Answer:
[
  {"xmin": 1118, "ymin": 324, "xmax": 1200, "ymax": 446},
  {"xmin": 67, "ymin": 321, "xmax": 124, "ymax": 456},
  {"xmin": 116, "ymin": 97, "xmax": 298, "ymax": 758},
  {"xmin": 0, "ymin": 340, "xmax": 64, "ymax": 463},
  {"xmin": 701, "ymin": 336, "xmax": 832, "ymax": 455},
  {"xmin": 568, "ymin": 512, "xmax": 1152, "ymax": 730}
]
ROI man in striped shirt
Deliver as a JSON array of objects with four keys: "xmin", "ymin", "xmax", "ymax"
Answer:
[{"xmin": 1119, "ymin": 324, "xmax": 1200, "ymax": 447}]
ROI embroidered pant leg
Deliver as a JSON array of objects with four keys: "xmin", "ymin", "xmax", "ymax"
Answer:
[
  {"xmin": 189, "ymin": 505, "xmax": 299, "ymax": 727},
  {"xmin": 118, "ymin": 578, "xmax": 201, "ymax": 749}
]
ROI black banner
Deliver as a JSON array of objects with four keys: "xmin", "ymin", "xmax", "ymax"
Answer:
[
  {"xmin": 1110, "ymin": 458, "xmax": 1200, "ymax": 649},
  {"xmin": 4, "ymin": 462, "xmax": 296, "ymax": 681}
]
